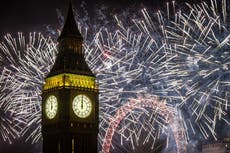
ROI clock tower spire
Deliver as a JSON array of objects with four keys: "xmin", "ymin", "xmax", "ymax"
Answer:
[
  {"xmin": 48, "ymin": 1, "xmax": 94, "ymax": 77},
  {"xmin": 42, "ymin": 1, "xmax": 99, "ymax": 153}
]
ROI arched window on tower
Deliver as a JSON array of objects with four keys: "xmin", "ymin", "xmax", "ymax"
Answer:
[{"xmin": 72, "ymin": 139, "xmax": 75, "ymax": 153}]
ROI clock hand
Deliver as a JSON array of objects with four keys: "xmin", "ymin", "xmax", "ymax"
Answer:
[
  {"xmin": 51, "ymin": 101, "xmax": 53, "ymax": 110},
  {"xmin": 81, "ymin": 96, "xmax": 83, "ymax": 109}
]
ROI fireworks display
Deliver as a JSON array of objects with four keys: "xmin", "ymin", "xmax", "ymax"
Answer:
[
  {"xmin": 165, "ymin": 0, "xmax": 230, "ymax": 141},
  {"xmin": 0, "ymin": 33, "xmax": 57, "ymax": 144},
  {"xmin": 0, "ymin": 0, "xmax": 229, "ymax": 153}
]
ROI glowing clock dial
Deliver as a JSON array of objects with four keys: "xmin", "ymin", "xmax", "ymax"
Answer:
[
  {"xmin": 72, "ymin": 95, "xmax": 92, "ymax": 118},
  {"xmin": 45, "ymin": 95, "xmax": 58, "ymax": 119}
]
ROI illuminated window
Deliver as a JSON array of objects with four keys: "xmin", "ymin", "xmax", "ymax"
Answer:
[
  {"xmin": 44, "ymin": 73, "xmax": 98, "ymax": 90},
  {"xmin": 58, "ymin": 141, "xmax": 61, "ymax": 153},
  {"xmin": 72, "ymin": 139, "xmax": 74, "ymax": 153}
]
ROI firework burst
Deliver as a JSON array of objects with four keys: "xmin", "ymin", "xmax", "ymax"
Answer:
[
  {"xmin": 165, "ymin": 0, "xmax": 230, "ymax": 140},
  {"xmin": 0, "ymin": 32, "xmax": 57, "ymax": 143},
  {"xmin": 82, "ymin": 15, "xmax": 180, "ymax": 150}
]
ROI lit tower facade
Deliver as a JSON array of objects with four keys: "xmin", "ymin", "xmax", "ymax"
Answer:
[{"xmin": 42, "ymin": 2, "xmax": 99, "ymax": 153}]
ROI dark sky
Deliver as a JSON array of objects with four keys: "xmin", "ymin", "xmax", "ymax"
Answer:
[
  {"xmin": 0, "ymin": 0, "xmax": 67, "ymax": 35},
  {"xmin": 0, "ymin": 0, "xmax": 207, "ymax": 36}
]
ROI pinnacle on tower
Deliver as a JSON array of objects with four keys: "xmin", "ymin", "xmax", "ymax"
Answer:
[
  {"xmin": 58, "ymin": 1, "xmax": 82, "ymax": 41},
  {"xmin": 46, "ymin": 1, "xmax": 94, "ymax": 78}
]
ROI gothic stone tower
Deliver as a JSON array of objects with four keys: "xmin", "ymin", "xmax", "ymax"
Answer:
[{"xmin": 42, "ymin": 2, "xmax": 99, "ymax": 153}]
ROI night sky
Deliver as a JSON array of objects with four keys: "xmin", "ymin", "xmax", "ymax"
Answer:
[
  {"xmin": 0, "ymin": 0, "xmax": 207, "ymax": 36},
  {"xmin": 0, "ymin": 0, "xmax": 214, "ymax": 152}
]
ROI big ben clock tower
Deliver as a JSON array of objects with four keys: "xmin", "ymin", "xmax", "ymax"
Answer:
[{"xmin": 42, "ymin": 2, "xmax": 99, "ymax": 153}]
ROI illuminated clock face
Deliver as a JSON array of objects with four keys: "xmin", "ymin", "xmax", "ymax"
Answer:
[
  {"xmin": 72, "ymin": 95, "xmax": 92, "ymax": 118},
  {"xmin": 45, "ymin": 95, "xmax": 58, "ymax": 119}
]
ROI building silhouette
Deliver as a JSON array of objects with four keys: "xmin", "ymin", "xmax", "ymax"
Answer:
[
  {"xmin": 202, "ymin": 138, "xmax": 230, "ymax": 153},
  {"xmin": 42, "ymin": 2, "xmax": 99, "ymax": 153}
]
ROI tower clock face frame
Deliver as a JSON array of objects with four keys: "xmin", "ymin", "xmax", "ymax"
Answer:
[
  {"xmin": 45, "ymin": 95, "xmax": 58, "ymax": 119},
  {"xmin": 72, "ymin": 94, "xmax": 92, "ymax": 118}
]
